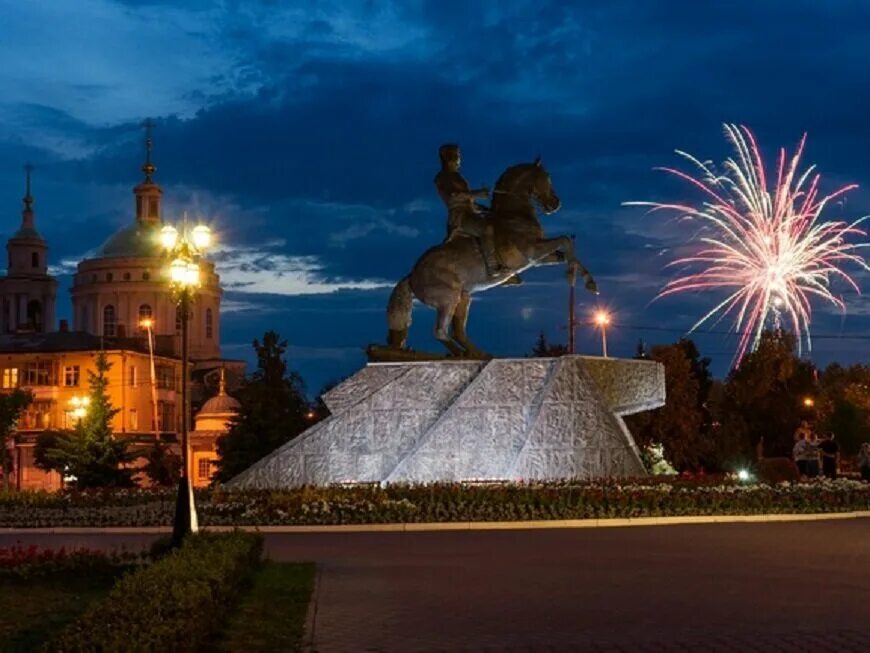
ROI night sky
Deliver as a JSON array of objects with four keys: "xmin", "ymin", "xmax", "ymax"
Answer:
[{"xmin": 2, "ymin": 1, "xmax": 869, "ymax": 395}]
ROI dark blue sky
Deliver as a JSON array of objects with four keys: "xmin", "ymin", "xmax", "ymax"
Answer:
[{"xmin": 1, "ymin": 1, "xmax": 868, "ymax": 394}]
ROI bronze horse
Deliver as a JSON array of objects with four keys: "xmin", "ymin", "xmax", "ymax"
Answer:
[{"xmin": 383, "ymin": 159, "xmax": 598, "ymax": 357}]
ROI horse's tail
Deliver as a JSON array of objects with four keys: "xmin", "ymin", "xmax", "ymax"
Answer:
[{"xmin": 386, "ymin": 276, "xmax": 413, "ymax": 348}]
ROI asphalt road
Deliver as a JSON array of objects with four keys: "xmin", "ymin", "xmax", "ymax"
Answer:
[{"xmin": 4, "ymin": 520, "xmax": 870, "ymax": 652}]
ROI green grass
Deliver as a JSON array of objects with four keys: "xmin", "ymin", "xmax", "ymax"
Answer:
[
  {"xmin": 214, "ymin": 561, "xmax": 316, "ymax": 653},
  {"xmin": 0, "ymin": 573, "xmax": 118, "ymax": 652}
]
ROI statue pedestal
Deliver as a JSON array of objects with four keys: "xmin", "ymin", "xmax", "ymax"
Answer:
[{"xmin": 229, "ymin": 356, "xmax": 665, "ymax": 488}]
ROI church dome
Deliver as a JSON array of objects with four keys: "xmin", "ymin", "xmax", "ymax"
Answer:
[
  {"xmin": 200, "ymin": 391, "xmax": 241, "ymax": 416},
  {"xmin": 96, "ymin": 222, "xmax": 163, "ymax": 258}
]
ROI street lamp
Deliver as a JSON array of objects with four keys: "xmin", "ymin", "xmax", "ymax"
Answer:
[
  {"xmin": 593, "ymin": 309, "xmax": 611, "ymax": 358},
  {"xmin": 161, "ymin": 219, "xmax": 212, "ymax": 546},
  {"xmin": 139, "ymin": 317, "xmax": 160, "ymax": 441},
  {"xmin": 69, "ymin": 395, "xmax": 90, "ymax": 421},
  {"xmin": 802, "ymin": 396, "xmax": 815, "ymax": 409}
]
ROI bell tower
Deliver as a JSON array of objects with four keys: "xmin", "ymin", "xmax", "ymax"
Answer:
[
  {"xmin": 134, "ymin": 118, "xmax": 162, "ymax": 226},
  {"xmin": 0, "ymin": 164, "xmax": 57, "ymax": 332}
]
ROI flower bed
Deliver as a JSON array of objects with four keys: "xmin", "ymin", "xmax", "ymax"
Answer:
[
  {"xmin": 0, "ymin": 543, "xmax": 139, "ymax": 579},
  {"xmin": 49, "ymin": 531, "xmax": 263, "ymax": 653},
  {"xmin": 2, "ymin": 479, "xmax": 869, "ymax": 528}
]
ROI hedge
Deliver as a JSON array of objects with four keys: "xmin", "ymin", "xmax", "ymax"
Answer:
[
  {"xmin": 47, "ymin": 531, "xmax": 263, "ymax": 653},
  {"xmin": 3, "ymin": 478, "xmax": 870, "ymax": 528}
]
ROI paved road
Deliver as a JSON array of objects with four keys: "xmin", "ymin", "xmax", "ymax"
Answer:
[{"xmin": 4, "ymin": 520, "xmax": 870, "ymax": 652}]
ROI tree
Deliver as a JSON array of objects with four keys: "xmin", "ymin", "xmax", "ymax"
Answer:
[
  {"xmin": 215, "ymin": 331, "xmax": 310, "ymax": 482},
  {"xmin": 142, "ymin": 440, "xmax": 182, "ymax": 487},
  {"xmin": 34, "ymin": 352, "xmax": 136, "ymax": 489},
  {"xmin": 0, "ymin": 389, "xmax": 33, "ymax": 491},
  {"xmin": 818, "ymin": 363, "xmax": 870, "ymax": 455},
  {"xmin": 530, "ymin": 331, "xmax": 569, "ymax": 357},
  {"xmin": 625, "ymin": 342, "xmax": 705, "ymax": 471},
  {"xmin": 717, "ymin": 330, "xmax": 816, "ymax": 458}
]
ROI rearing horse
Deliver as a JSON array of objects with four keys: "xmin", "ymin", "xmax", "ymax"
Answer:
[{"xmin": 383, "ymin": 159, "xmax": 598, "ymax": 356}]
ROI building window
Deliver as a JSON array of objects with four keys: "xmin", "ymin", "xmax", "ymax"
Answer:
[
  {"xmin": 91, "ymin": 274, "xmax": 97, "ymax": 283},
  {"xmin": 80, "ymin": 306, "xmax": 89, "ymax": 332},
  {"xmin": 103, "ymin": 305, "xmax": 116, "ymax": 337},
  {"xmin": 158, "ymin": 401, "xmax": 175, "ymax": 432},
  {"xmin": 142, "ymin": 272, "xmax": 150, "ymax": 281},
  {"xmin": 156, "ymin": 365, "xmax": 175, "ymax": 390},
  {"xmin": 129, "ymin": 366, "xmax": 137, "ymax": 387},
  {"xmin": 124, "ymin": 272, "xmax": 131, "ymax": 281},
  {"xmin": 129, "ymin": 408, "xmax": 138, "ymax": 431},
  {"xmin": 197, "ymin": 457, "xmax": 212, "ymax": 481},
  {"xmin": 205, "ymin": 308, "xmax": 213, "ymax": 339},
  {"xmin": 2, "ymin": 368, "xmax": 19, "ymax": 389},
  {"xmin": 106, "ymin": 273, "xmax": 113, "ymax": 282},
  {"xmin": 31, "ymin": 252, "xmax": 39, "ymax": 268},
  {"xmin": 138, "ymin": 304, "xmax": 153, "ymax": 332},
  {"xmin": 21, "ymin": 400, "xmax": 52, "ymax": 430},
  {"xmin": 26, "ymin": 300, "xmax": 42, "ymax": 332},
  {"xmin": 63, "ymin": 366, "xmax": 80, "ymax": 387},
  {"xmin": 24, "ymin": 361, "xmax": 54, "ymax": 386}
]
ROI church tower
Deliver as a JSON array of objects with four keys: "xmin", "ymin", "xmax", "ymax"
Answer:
[{"xmin": 0, "ymin": 165, "xmax": 57, "ymax": 333}]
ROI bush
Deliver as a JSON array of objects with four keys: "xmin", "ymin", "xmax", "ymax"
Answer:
[
  {"xmin": 757, "ymin": 457, "xmax": 800, "ymax": 484},
  {"xmin": 48, "ymin": 531, "xmax": 263, "ymax": 653},
  {"xmin": 0, "ymin": 544, "xmax": 138, "ymax": 579}
]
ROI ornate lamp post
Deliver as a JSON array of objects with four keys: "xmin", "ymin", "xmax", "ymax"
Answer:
[{"xmin": 160, "ymin": 220, "xmax": 211, "ymax": 546}]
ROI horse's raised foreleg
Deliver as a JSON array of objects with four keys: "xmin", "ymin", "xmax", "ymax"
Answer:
[
  {"xmin": 531, "ymin": 236, "xmax": 598, "ymax": 293},
  {"xmin": 451, "ymin": 292, "xmax": 487, "ymax": 358}
]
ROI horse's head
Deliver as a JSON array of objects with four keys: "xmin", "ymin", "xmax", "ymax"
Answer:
[{"xmin": 494, "ymin": 158, "xmax": 561, "ymax": 214}]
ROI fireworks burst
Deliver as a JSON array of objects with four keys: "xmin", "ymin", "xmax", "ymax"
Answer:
[{"xmin": 627, "ymin": 124, "xmax": 870, "ymax": 362}]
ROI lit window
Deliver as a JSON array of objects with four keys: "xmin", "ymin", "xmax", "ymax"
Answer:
[
  {"xmin": 197, "ymin": 458, "xmax": 212, "ymax": 480},
  {"xmin": 2, "ymin": 368, "xmax": 19, "ymax": 389},
  {"xmin": 129, "ymin": 366, "xmax": 137, "ymax": 387},
  {"xmin": 63, "ymin": 366, "xmax": 80, "ymax": 387},
  {"xmin": 129, "ymin": 408, "xmax": 138, "ymax": 431},
  {"xmin": 156, "ymin": 365, "xmax": 175, "ymax": 390},
  {"xmin": 24, "ymin": 362, "xmax": 53, "ymax": 386},
  {"xmin": 103, "ymin": 305, "xmax": 116, "ymax": 337},
  {"xmin": 205, "ymin": 308, "xmax": 213, "ymax": 339}
]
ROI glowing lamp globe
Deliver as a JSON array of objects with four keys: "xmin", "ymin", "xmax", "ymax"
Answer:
[
  {"xmin": 185, "ymin": 262, "xmax": 201, "ymax": 286},
  {"xmin": 160, "ymin": 225, "xmax": 179, "ymax": 250},
  {"xmin": 170, "ymin": 258, "xmax": 188, "ymax": 284},
  {"xmin": 192, "ymin": 224, "xmax": 211, "ymax": 250},
  {"xmin": 594, "ymin": 310, "xmax": 611, "ymax": 327}
]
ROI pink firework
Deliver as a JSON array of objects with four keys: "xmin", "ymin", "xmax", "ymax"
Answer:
[{"xmin": 627, "ymin": 124, "xmax": 869, "ymax": 362}]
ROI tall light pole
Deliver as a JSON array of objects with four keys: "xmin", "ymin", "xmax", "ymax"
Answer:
[
  {"xmin": 161, "ymin": 220, "xmax": 212, "ymax": 546},
  {"xmin": 593, "ymin": 309, "xmax": 611, "ymax": 358},
  {"xmin": 139, "ymin": 317, "xmax": 159, "ymax": 441}
]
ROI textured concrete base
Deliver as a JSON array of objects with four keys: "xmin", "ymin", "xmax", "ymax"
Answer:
[{"xmin": 229, "ymin": 355, "xmax": 665, "ymax": 488}]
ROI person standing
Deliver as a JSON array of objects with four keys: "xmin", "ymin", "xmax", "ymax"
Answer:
[
  {"xmin": 858, "ymin": 443, "xmax": 870, "ymax": 482},
  {"xmin": 793, "ymin": 431, "xmax": 819, "ymax": 480},
  {"xmin": 818, "ymin": 434, "xmax": 839, "ymax": 479}
]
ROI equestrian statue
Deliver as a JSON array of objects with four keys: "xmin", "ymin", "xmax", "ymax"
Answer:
[{"xmin": 368, "ymin": 144, "xmax": 598, "ymax": 360}]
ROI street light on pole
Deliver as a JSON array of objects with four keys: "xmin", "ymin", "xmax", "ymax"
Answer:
[
  {"xmin": 139, "ymin": 317, "xmax": 159, "ymax": 441},
  {"xmin": 161, "ymin": 219, "xmax": 211, "ymax": 546},
  {"xmin": 593, "ymin": 309, "xmax": 611, "ymax": 358}
]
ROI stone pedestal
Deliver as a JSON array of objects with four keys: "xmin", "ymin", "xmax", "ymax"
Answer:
[{"xmin": 229, "ymin": 356, "xmax": 665, "ymax": 488}]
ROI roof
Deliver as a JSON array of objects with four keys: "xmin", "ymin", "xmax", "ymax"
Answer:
[
  {"xmin": 199, "ymin": 393, "xmax": 241, "ymax": 415},
  {"xmin": 95, "ymin": 222, "xmax": 163, "ymax": 259},
  {"xmin": 0, "ymin": 331, "xmax": 176, "ymax": 358},
  {"xmin": 10, "ymin": 226, "xmax": 44, "ymax": 241}
]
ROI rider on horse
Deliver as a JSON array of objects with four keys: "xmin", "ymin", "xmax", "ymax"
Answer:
[{"xmin": 434, "ymin": 144, "xmax": 508, "ymax": 279}]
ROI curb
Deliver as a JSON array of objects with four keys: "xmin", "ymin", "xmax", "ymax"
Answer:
[{"xmin": 2, "ymin": 511, "xmax": 869, "ymax": 535}]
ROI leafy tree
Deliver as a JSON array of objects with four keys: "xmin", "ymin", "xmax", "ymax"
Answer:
[
  {"xmin": 625, "ymin": 342, "xmax": 705, "ymax": 471},
  {"xmin": 34, "ymin": 352, "xmax": 136, "ymax": 489},
  {"xmin": 817, "ymin": 363, "xmax": 870, "ymax": 455},
  {"xmin": 0, "ymin": 389, "xmax": 33, "ymax": 491},
  {"xmin": 215, "ymin": 331, "xmax": 310, "ymax": 482},
  {"xmin": 717, "ymin": 330, "xmax": 816, "ymax": 458},
  {"xmin": 142, "ymin": 440, "xmax": 182, "ymax": 487},
  {"xmin": 530, "ymin": 331, "xmax": 569, "ymax": 357}
]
